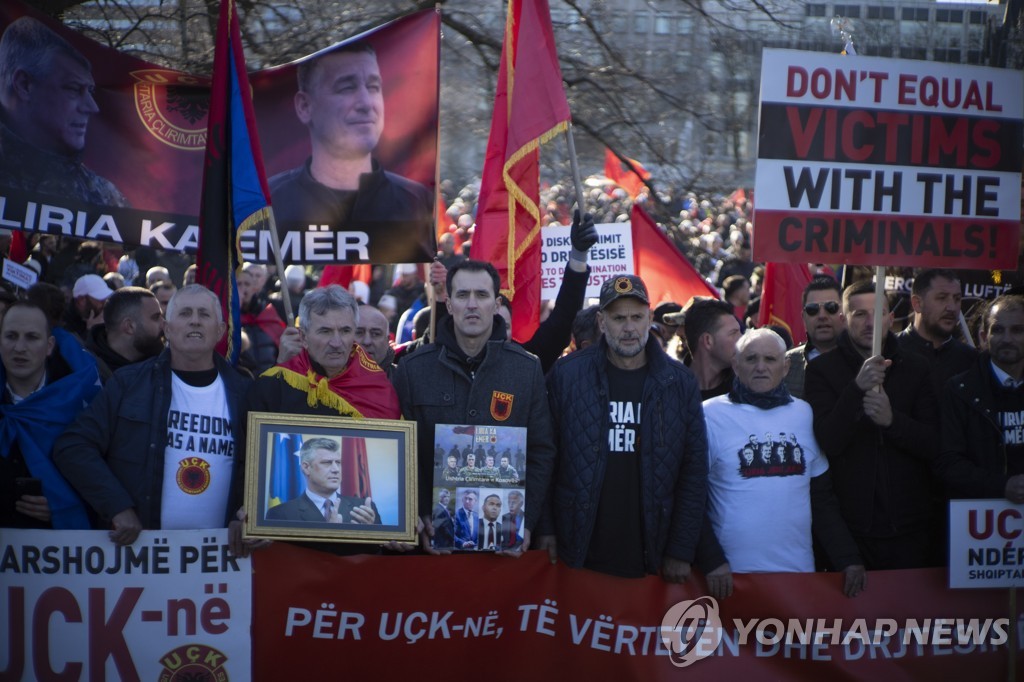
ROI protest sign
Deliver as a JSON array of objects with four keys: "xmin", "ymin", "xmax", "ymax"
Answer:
[
  {"xmin": 540, "ymin": 223, "xmax": 632, "ymax": 300},
  {"xmin": 251, "ymin": 544, "xmax": 1020, "ymax": 680},
  {"xmin": 950, "ymin": 500, "xmax": 1024, "ymax": 589},
  {"xmin": 0, "ymin": 529, "xmax": 251, "ymax": 681},
  {"xmin": 754, "ymin": 49, "xmax": 1022, "ymax": 270},
  {"xmin": 0, "ymin": 2, "xmax": 439, "ymax": 264}
]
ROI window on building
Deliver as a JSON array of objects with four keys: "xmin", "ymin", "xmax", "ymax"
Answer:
[
  {"xmin": 936, "ymin": 9, "xmax": 964, "ymax": 23},
  {"xmin": 806, "ymin": 4, "xmax": 827, "ymax": 18},
  {"xmin": 901, "ymin": 8, "xmax": 929, "ymax": 22},
  {"xmin": 655, "ymin": 16, "xmax": 672, "ymax": 34},
  {"xmin": 634, "ymin": 14, "xmax": 649, "ymax": 33},
  {"xmin": 934, "ymin": 48, "xmax": 961, "ymax": 63},
  {"xmin": 867, "ymin": 6, "xmax": 894, "ymax": 20},
  {"xmin": 834, "ymin": 5, "xmax": 861, "ymax": 19},
  {"xmin": 969, "ymin": 11, "xmax": 987, "ymax": 25},
  {"xmin": 967, "ymin": 49, "xmax": 983, "ymax": 63},
  {"xmin": 864, "ymin": 44, "xmax": 894, "ymax": 57}
]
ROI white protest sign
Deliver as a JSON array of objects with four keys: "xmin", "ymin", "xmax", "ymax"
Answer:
[
  {"xmin": 754, "ymin": 48, "xmax": 1022, "ymax": 269},
  {"xmin": 540, "ymin": 223, "xmax": 633, "ymax": 301},
  {"xmin": 2, "ymin": 258, "xmax": 37, "ymax": 289},
  {"xmin": 0, "ymin": 529, "xmax": 252, "ymax": 680},
  {"xmin": 949, "ymin": 499, "xmax": 1024, "ymax": 588}
]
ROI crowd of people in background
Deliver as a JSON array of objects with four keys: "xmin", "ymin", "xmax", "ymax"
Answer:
[{"xmin": 3, "ymin": 175, "xmax": 1022, "ymax": 602}]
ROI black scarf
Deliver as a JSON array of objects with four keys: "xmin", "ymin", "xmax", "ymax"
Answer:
[{"xmin": 729, "ymin": 379, "xmax": 794, "ymax": 410}]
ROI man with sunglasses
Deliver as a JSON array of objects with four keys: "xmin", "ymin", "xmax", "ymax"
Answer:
[{"xmin": 785, "ymin": 276, "xmax": 845, "ymax": 399}]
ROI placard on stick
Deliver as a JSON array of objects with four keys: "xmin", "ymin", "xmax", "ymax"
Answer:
[{"xmin": 754, "ymin": 49, "xmax": 1022, "ymax": 271}]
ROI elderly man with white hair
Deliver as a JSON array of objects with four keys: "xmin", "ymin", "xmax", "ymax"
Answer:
[{"xmin": 699, "ymin": 328, "xmax": 866, "ymax": 600}]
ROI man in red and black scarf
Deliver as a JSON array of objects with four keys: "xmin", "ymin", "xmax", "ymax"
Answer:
[
  {"xmin": 246, "ymin": 285, "xmax": 399, "ymax": 420},
  {"xmin": 231, "ymin": 285, "xmax": 401, "ymax": 556}
]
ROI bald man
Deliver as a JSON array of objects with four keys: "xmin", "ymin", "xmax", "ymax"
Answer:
[{"xmin": 356, "ymin": 303, "xmax": 394, "ymax": 374}]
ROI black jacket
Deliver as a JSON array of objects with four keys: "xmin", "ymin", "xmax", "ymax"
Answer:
[
  {"xmin": 392, "ymin": 316, "xmax": 556, "ymax": 522},
  {"xmin": 896, "ymin": 326, "xmax": 978, "ymax": 398},
  {"xmin": 804, "ymin": 331, "xmax": 939, "ymax": 537},
  {"xmin": 268, "ymin": 158, "xmax": 434, "ymax": 263},
  {"xmin": 935, "ymin": 353, "xmax": 1012, "ymax": 498},
  {"xmin": 522, "ymin": 265, "xmax": 588, "ymax": 374},
  {"xmin": 541, "ymin": 336, "xmax": 708, "ymax": 572}
]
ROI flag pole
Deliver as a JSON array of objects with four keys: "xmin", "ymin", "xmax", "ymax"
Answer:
[
  {"xmin": 871, "ymin": 265, "xmax": 885, "ymax": 358},
  {"xmin": 565, "ymin": 122, "xmax": 587, "ymax": 215},
  {"xmin": 958, "ymin": 311, "xmax": 975, "ymax": 348},
  {"xmin": 264, "ymin": 209, "xmax": 293, "ymax": 326}
]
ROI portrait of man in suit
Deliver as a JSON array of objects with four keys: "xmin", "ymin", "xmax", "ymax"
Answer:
[
  {"xmin": 266, "ymin": 436, "xmax": 381, "ymax": 524},
  {"xmin": 454, "ymin": 488, "xmax": 478, "ymax": 549},
  {"xmin": 501, "ymin": 490, "xmax": 525, "ymax": 549},
  {"xmin": 476, "ymin": 493, "xmax": 503, "ymax": 551},
  {"xmin": 431, "ymin": 488, "xmax": 454, "ymax": 549}
]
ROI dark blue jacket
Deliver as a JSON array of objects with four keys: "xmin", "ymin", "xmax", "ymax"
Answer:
[{"xmin": 540, "ymin": 337, "xmax": 708, "ymax": 572}]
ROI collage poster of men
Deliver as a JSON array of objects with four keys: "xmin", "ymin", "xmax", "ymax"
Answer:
[{"xmin": 431, "ymin": 424, "xmax": 526, "ymax": 552}]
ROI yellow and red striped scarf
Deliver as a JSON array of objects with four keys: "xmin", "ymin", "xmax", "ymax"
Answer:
[{"xmin": 261, "ymin": 346, "xmax": 400, "ymax": 419}]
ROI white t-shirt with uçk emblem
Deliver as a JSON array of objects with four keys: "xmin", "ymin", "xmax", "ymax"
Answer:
[{"xmin": 160, "ymin": 373, "xmax": 234, "ymax": 529}]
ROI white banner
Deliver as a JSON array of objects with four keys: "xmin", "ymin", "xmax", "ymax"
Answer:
[
  {"xmin": 540, "ymin": 223, "xmax": 633, "ymax": 301},
  {"xmin": 949, "ymin": 500, "xmax": 1024, "ymax": 589},
  {"xmin": 0, "ymin": 529, "xmax": 251, "ymax": 681}
]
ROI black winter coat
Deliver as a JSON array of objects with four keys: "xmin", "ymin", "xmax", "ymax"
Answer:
[
  {"xmin": 541, "ymin": 337, "xmax": 708, "ymax": 573},
  {"xmin": 804, "ymin": 331, "xmax": 939, "ymax": 536}
]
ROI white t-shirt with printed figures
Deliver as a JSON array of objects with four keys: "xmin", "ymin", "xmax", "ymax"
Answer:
[
  {"xmin": 702, "ymin": 395, "xmax": 828, "ymax": 573},
  {"xmin": 160, "ymin": 374, "xmax": 235, "ymax": 529}
]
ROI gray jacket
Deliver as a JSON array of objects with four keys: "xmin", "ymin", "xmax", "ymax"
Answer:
[{"xmin": 784, "ymin": 343, "xmax": 812, "ymax": 399}]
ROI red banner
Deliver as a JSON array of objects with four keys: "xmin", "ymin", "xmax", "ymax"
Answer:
[
  {"xmin": 605, "ymin": 148, "xmax": 650, "ymax": 199},
  {"xmin": 252, "ymin": 545, "xmax": 1021, "ymax": 679},
  {"xmin": 0, "ymin": 2, "xmax": 438, "ymax": 264}
]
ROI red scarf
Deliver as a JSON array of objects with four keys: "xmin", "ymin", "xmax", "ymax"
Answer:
[{"xmin": 262, "ymin": 346, "xmax": 400, "ymax": 419}]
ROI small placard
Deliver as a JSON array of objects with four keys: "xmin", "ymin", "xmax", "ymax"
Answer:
[
  {"xmin": 3, "ymin": 258, "xmax": 37, "ymax": 289},
  {"xmin": 949, "ymin": 499, "xmax": 1024, "ymax": 588}
]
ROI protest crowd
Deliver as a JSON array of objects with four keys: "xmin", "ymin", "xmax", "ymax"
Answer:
[
  {"xmin": 4, "ymin": 174, "xmax": 1022, "ymax": 591},
  {"xmin": 1, "ymin": 5, "xmax": 1023, "ymax": 676}
]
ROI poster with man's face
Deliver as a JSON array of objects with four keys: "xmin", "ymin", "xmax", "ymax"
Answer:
[{"xmin": 0, "ymin": 2, "xmax": 438, "ymax": 263}]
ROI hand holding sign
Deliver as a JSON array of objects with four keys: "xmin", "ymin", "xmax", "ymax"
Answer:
[{"xmin": 855, "ymin": 355, "xmax": 891, "ymax": 392}]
